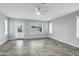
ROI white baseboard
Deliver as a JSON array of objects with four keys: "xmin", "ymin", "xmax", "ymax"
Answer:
[
  {"xmin": 49, "ymin": 36, "xmax": 79, "ymax": 48},
  {"xmin": 0, "ymin": 39, "xmax": 8, "ymax": 45},
  {"xmin": 8, "ymin": 36, "xmax": 48, "ymax": 40}
]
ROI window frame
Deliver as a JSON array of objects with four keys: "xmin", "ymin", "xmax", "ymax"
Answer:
[
  {"xmin": 4, "ymin": 19, "xmax": 8, "ymax": 35},
  {"xmin": 49, "ymin": 22, "xmax": 53, "ymax": 33},
  {"xmin": 76, "ymin": 16, "xmax": 79, "ymax": 38},
  {"xmin": 30, "ymin": 22, "xmax": 43, "ymax": 34}
]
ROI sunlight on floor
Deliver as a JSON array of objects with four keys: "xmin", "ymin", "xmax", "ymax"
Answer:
[
  {"xmin": 30, "ymin": 40, "xmax": 44, "ymax": 48},
  {"xmin": 16, "ymin": 40, "xmax": 23, "ymax": 49}
]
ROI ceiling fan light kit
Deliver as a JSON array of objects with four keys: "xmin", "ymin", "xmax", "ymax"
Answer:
[{"xmin": 35, "ymin": 7, "xmax": 41, "ymax": 15}]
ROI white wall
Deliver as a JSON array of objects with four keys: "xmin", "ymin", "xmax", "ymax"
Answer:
[
  {"xmin": 49, "ymin": 10, "xmax": 79, "ymax": 48},
  {"xmin": 0, "ymin": 13, "xmax": 8, "ymax": 45},
  {"xmin": 8, "ymin": 18, "xmax": 48, "ymax": 40}
]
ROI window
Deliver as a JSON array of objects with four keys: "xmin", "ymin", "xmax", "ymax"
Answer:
[
  {"xmin": 31, "ymin": 23, "xmax": 43, "ymax": 33},
  {"xmin": 4, "ymin": 19, "xmax": 8, "ymax": 35},
  {"xmin": 17, "ymin": 25, "xmax": 23, "ymax": 32},
  {"xmin": 49, "ymin": 22, "xmax": 52, "ymax": 33},
  {"xmin": 76, "ymin": 16, "xmax": 79, "ymax": 38}
]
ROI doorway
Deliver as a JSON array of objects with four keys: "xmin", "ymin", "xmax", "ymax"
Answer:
[{"xmin": 15, "ymin": 21, "xmax": 24, "ymax": 39}]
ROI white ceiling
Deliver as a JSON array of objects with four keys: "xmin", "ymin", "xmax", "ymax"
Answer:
[{"xmin": 0, "ymin": 3, "xmax": 79, "ymax": 21}]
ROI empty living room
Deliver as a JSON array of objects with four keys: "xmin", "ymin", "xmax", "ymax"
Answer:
[{"xmin": 0, "ymin": 3, "xmax": 79, "ymax": 56}]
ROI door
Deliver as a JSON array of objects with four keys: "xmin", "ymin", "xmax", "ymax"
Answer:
[{"xmin": 15, "ymin": 21, "xmax": 24, "ymax": 39}]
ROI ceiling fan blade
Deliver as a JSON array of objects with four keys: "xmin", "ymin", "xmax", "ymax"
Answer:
[{"xmin": 42, "ymin": 10, "xmax": 49, "ymax": 12}]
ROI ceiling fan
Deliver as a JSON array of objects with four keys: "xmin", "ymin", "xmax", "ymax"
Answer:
[
  {"xmin": 35, "ymin": 3, "xmax": 49, "ymax": 15},
  {"xmin": 35, "ymin": 7, "xmax": 41, "ymax": 15}
]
